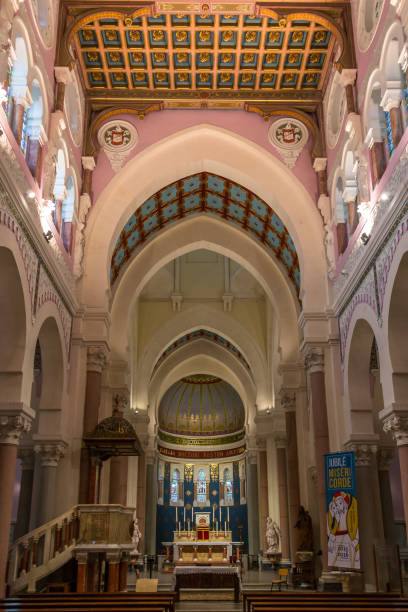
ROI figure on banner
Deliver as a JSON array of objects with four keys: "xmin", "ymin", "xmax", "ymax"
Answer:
[
  {"xmin": 327, "ymin": 491, "xmax": 360, "ymax": 568},
  {"xmin": 265, "ymin": 517, "xmax": 281, "ymax": 553}
]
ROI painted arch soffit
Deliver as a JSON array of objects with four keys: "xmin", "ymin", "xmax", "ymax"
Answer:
[
  {"xmin": 151, "ymin": 328, "xmax": 253, "ymax": 381},
  {"xmin": 110, "ymin": 172, "xmax": 300, "ymax": 296}
]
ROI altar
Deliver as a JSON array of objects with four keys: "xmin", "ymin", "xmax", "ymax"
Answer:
[{"xmin": 173, "ymin": 566, "xmax": 241, "ymax": 601}]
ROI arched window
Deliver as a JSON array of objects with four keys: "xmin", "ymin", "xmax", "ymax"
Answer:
[
  {"xmin": 224, "ymin": 468, "xmax": 233, "ymax": 504},
  {"xmin": 53, "ymin": 148, "xmax": 66, "ymax": 232},
  {"xmin": 7, "ymin": 35, "xmax": 29, "ymax": 147},
  {"xmin": 171, "ymin": 468, "xmax": 180, "ymax": 503},
  {"xmin": 25, "ymin": 80, "xmax": 43, "ymax": 179},
  {"xmin": 197, "ymin": 469, "xmax": 207, "ymax": 504},
  {"xmin": 61, "ymin": 176, "xmax": 75, "ymax": 252}
]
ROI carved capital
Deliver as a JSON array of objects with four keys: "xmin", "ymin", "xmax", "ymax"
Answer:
[
  {"xmin": 339, "ymin": 69, "xmax": 357, "ymax": 88},
  {"xmin": 34, "ymin": 441, "xmax": 67, "ymax": 467},
  {"xmin": 380, "ymin": 89, "xmax": 402, "ymax": 113},
  {"xmin": 313, "ymin": 157, "xmax": 327, "ymax": 173},
  {"xmin": 113, "ymin": 391, "xmax": 129, "ymax": 412},
  {"xmin": 280, "ymin": 391, "xmax": 296, "ymax": 411},
  {"xmin": 346, "ymin": 443, "xmax": 377, "ymax": 467},
  {"xmin": 18, "ymin": 447, "xmax": 35, "ymax": 469},
  {"xmin": 54, "ymin": 66, "xmax": 72, "ymax": 85},
  {"xmin": 304, "ymin": 347, "xmax": 324, "ymax": 373},
  {"xmin": 87, "ymin": 345, "xmax": 108, "ymax": 373},
  {"xmin": 383, "ymin": 413, "xmax": 408, "ymax": 446},
  {"xmin": 377, "ymin": 447, "xmax": 395, "ymax": 470},
  {"xmin": 82, "ymin": 156, "xmax": 96, "ymax": 172},
  {"xmin": 0, "ymin": 414, "xmax": 32, "ymax": 445}
]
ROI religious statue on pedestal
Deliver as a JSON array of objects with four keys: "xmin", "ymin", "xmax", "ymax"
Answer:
[
  {"xmin": 265, "ymin": 517, "xmax": 281, "ymax": 553},
  {"xmin": 131, "ymin": 514, "xmax": 142, "ymax": 553}
]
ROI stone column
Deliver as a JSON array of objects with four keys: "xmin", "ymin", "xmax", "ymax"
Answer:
[
  {"xmin": 14, "ymin": 448, "xmax": 35, "ymax": 540},
  {"xmin": 34, "ymin": 440, "xmax": 67, "ymax": 526},
  {"xmin": 79, "ymin": 345, "xmax": 107, "ymax": 504},
  {"xmin": 258, "ymin": 448, "xmax": 268, "ymax": 553},
  {"xmin": 347, "ymin": 443, "xmax": 383, "ymax": 590},
  {"xmin": 377, "ymin": 447, "xmax": 398, "ymax": 544},
  {"xmin": 75, "ymin": 551, "xmax": 88, "ymax": 593},
  {"xmin": 365, "ymin": 127, "xmax": 386, "ymax": 185},
  {"xmin": 276, "ymin": 442, "xmax": 290, "ymax": 562},
  {"xmin": 54, "ymin": 67, "xmax": 71, "ymax": 112},
  {"xmin": 313, "ymin": 157, "xmax": 328, "ymax": 197},
  {"xmin": 82, "ymin": 156, "xmax": 96, "ymax": 198},
  {"xmin": 246, "ymin": 452, "xmax": 260, "ymax": 556},
  {"xmin": 0, "ymin": 412, "xmax": 32, "ymax": 597},
  {"xmin": 305, "ymin": 347, "xmax": 330, "ymax": 570},
  {"xmin": 136, "ymin": 452, "xmax": 146, "ymax": 552},
  {"xmin": 383, "ymin": 413, "xmax": 408, "ymax": 541},
  {"xmin": 282, "ymin": 392, "xmax": 301, "ymax": 556},
  {"xmin": 119, "ymin": 554, "xmax": 129, "ymax": 591},
  {"xmin": 107, "ymin": 552, "xmax": 120, "ymax": 592},
  {"xmin": 145, "ymin": 452, "xmax": 157, "ymax": 555},
  {"xmin": 12, "ymin": 94, "xmax": 31, "ymax": 146},
  {"xmin": 109, "ymin": 392, "xmax": 129, "ymax": 505},
  {"xmin": 339, "ymin": 69, "xmax": 357, "ymax": 115}
]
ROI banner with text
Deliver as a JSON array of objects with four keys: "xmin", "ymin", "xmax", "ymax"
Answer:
[{"xmin": 325, "ymin": 451, "xmax": 360, "ymax": 569}]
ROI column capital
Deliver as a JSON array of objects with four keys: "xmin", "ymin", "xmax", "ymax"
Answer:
[
  {"xmin": 82, "ymin": 156, "xmax": 96, "ymax": 171},
  {"xmin": 383, "ymin": 412, "xmax": 408, "ymax": 446},
  {"xmin": 0, "ymin": 413, "xmax": 32, "ymax": 445},
  {"xmin": 345, "ymin": 442, "xmax": 377, "ymax": 466},
  {"xmin": 34, "ymin": 440, "xmax": 67, "ymax": 467},
  {"xmin": 54, "ymin": 66, "xmax": 72, "ymax": 85},
  {"xmin": 280, "ymin": 390, "xmax": 296, "ymax": 411},
  {"xmin": 18, "ymin": 447, "xmax": 35, "ymax": 469},
  {"xmin": 87, "ymin": 344, "xmax": 108, "ymax": 372},
  {"xmin": 75, "ymin": 551, "xmax": 88, "ymax": 564},
  {"xmin": 313, "ymin": 157, "xmax": 327, "ymax": 173},
  {"xmin": 304, "ymin": 346, "xmax": 324, "ymax": 373},
  {"xmin": 339, "ymin": 68, "xmax": 357, "ymax": 88},
  {"xmin": 106, "ymin": 551, "xmax": 121, "ymax": 563},
  {"xmin": 377, "ymin": 446, "xmax": 395, "ymax": 470},
  {"xmin": 380, "ymin": 88, "xmax": 402, "ymax": 112}
]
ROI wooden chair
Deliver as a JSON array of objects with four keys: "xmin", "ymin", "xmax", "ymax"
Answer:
[{"xmin": 270, "ymin": 568, "xmax": 289, "ymax": 591}]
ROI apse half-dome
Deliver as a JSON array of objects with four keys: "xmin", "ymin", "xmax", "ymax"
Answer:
[{"xmin": 158, "ymin": 374, "xmax": 245, "ymax": 436}]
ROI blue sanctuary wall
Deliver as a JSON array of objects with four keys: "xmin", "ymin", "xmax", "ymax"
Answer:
[{"xmin": 156, "ymin": 460, "xmax": 248, "ymax": 554}]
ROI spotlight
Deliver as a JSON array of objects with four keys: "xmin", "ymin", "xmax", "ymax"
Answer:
[
  {"xmin": 27, "ymin": 190, "xmax": 35, "ymax": 199},
  {"xmin": 43, "ymin": 230, "xmax": 53, "ymax": 243},
  {"xmin": 266, "ymin": 407, "xmax": 271, "ymax": 415},
  {"xmin": 134, "ymin": 409, "xmax": 139, "ymax": 414},
  {"xmin": 380, "ymin": 192, "xmax": 389, "ymax": 202},
  {"xmin": 361, "ymin": 232, "xmax": 370, "ymax": 245}
]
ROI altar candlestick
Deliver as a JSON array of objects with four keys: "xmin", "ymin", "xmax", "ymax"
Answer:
[
  {"xmin": 219, "ymin": 507, "xmax": 221, "ymax": 523},
  {"xmin": 224, "ymin": 521, "xmax": 226, "ymax": 532},
  {"xmin": 176, "ymin": 506, "xmax": 178, "ymax": 522},
  {"xmin": 212, "ymin": 506, "xmax": 214, "ymax": 523},
  {"xmin": 178, "ymin": 521, "xmax": 181, "ymax": 535},
  {"xmin": 227, "ymin": 506, "xmax": 229, "ymax": 522},
  {"xmin": 184, "ymin": 507, "xmax": 186, "ymax": 525}
]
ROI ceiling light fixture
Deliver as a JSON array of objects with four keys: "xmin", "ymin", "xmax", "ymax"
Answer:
[
  {"xmin": 361, "ymin": 232, "xmax": 370, "ymax": 245},
  {"xmin": 27, "ymin": 190, "xmax": 35, "ymax": 199},
  {"xmin": 380, "ymin": 192, "xmax": 389, "ymax": 202}
]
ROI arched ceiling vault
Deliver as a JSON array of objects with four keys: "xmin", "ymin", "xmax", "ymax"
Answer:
[{"xmin": 111, "ymin": 172, "xmax": 300, "ymax": 297}]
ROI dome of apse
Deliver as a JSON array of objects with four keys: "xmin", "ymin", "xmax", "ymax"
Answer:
[{"xmin": 158, "ymin": 374, "xmax": 245, "ymax": 437}]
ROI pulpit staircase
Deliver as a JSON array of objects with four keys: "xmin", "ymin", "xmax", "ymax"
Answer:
[{"xmin": 7, "ymin": 504, "xmax": 135, "ymax": 595}]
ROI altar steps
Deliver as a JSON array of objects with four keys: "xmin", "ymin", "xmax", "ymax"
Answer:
[{"xmin": 175, "ymin": 601, "xmax": 241, "ymax": 611}]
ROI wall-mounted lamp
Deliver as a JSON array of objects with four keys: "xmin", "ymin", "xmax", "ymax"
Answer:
[
  {"xmin": 43, "ymin": 230, "xmax": 53, "ymax": 243},
  {"xmin": 361, "ymin": 232, "xmax": 370, "ymax": 245},
  {"xmin": 266, "ymin": 407, "xmax": 271, "ymax": 415}
]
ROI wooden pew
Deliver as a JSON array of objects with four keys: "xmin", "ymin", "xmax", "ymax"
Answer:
[
  {"xmin": 243, "ymin": 592, "xmax": 408, "ymax": 612},
  {"xmin": 1, "ymin": 593, "xmax": 176, "ymax": 612}
]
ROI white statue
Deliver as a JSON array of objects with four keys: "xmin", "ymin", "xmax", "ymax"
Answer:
[
  {"xmin": 266, "ymin": 517, "xmax": 281, "ymax": 554},
  {"xmin": 131, "ymin": 514, "xmax": 142, "ymax": 553}
]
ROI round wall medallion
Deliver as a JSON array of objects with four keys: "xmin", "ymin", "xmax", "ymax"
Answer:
[
  {"xmin": 268, "ymin": 118, "xmax": 308, "ymax": 168},
  {"xmin": 97, "ymin": 119, "xmax": 138, "ymax": 172}
]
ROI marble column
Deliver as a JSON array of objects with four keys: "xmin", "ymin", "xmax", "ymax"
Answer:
[
  {"xmin": 339, "ymin": 69, "xmax": 357, "ymax": 115},
  {"xmin": 107, "ymin": 552, "xmax": 120, "ymax": 592},
  {"xmin": 136, "ymin": 452, "xmax": 146, "ymax": 552},
  {"xmin": 14, "ymin": 448, "xmax": 35, "ymax": 540},
  {"xmin": 305, "ymin": 347, "xmax": 330, "ymax": 570},
  {"xmin": 258, "ymin": 449, "xmax": 268, "ymax": 553},
  {"xmin": 377, "ymin": 447, "xmax": 398, "ymax": 544},
  {"xmin": 0, "ymin": 413, "xmax": 32, "ymax": 597},
  {"xmin": 383, "ymin": 413, "xmax": 408, "ymax": 541},
  {"xmin": 75, "ymin": 552, "xmax": 88, "ymax": 593},
  {"xmin": 246, "ymin": 452, "xmax": 260, "ymax": 556},
  {"xmin": 109, "ymin": 455, "xmax": 128, "ymax": 506},
  {"xmin": 347, "ymin": 443, "xmax": 384, "ymax": 590},
  {"xmin": 34, "ymin": 441, "xmax": 67, "ymax": 526},
  {"xmin": 54, "ymin": 67, "xmax": 71, "ymax": 112},
  {"xmin": 145, "ymin": 453, "xmax": 157, "ymax": 555},
  {"xmin": 79, "ymin": 345, "xmax": 107, "ymax": 504},
  {"xmin": 276, "ymin": 442, "xmax": 290, "ymax": 562},
  {"xmin": 381, "ymin": 90, "xmax": 403, "ymax": 150},
  {"xmin": 282, "ymin": 392, "xmax": 301, "ymax": 556}
]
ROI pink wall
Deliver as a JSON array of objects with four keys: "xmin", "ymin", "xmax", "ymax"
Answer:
[{"xmin": 92, "ymin": 110, "xmax": 319, "ymax": 206}]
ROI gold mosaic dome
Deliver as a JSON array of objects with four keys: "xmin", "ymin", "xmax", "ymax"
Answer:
[{"xmin": 158, "ymin": 374, "xmax": 245, "ymax": 436}]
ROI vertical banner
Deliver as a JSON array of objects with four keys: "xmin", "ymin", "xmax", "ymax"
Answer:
[{"xmin": 325, "ymin": 451, "xmax": 360, "ymax": 569}]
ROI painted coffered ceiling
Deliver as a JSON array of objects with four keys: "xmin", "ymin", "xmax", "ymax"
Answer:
[{"xmin": 58, "ymin": 1, "xmax": 354, "ymax": 114}]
